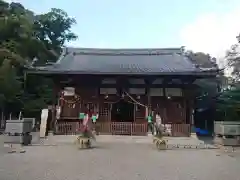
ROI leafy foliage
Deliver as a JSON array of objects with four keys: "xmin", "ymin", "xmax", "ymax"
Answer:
[
  {"xmin": 185, "ymin": 51, "xmax": 220, "ymax": 102},
  {"xmin": 216, "ymin": 34, "xmax": 240, "ymax": 121},
  {"xmin": 186, "ymin": 51, "xmax": 218, "ymax": 68},
  {"xmin": 185, "ymin": 51, "xmax": 222, "ymax": 129},
  {"xmin": 225, "ymin": 35, "xmax": 240, "ymax": 81},
  {"xmin": 216, "ymin": 87, "xmax": 240, "ymax": 121},
  {"xmin": 0, "ymin": 0, "xmax": 77, "ymax": 119}
]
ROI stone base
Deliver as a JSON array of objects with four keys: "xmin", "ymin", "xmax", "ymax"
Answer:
[
  {"xmin": 0, "ymin": 135, "xmax": 4, "ymax": 152},
  {"xmin": 4, "ymin": 143, "xmax": 26, "ymax": 153},
  {"xmin": 214, "ymin": 136, "xmax": 240, "ymax": 146},
  {"xmin": 4, "ymin": 134, "xmax": 32, "ymax": 146},
  {"xmin": 191, "ymin": 133, "xmax": 198, "ymax": 139},
  {"xmin": 48, "ymin": 131, "xmax": 54, "ymax": 136},
  {"xmin": 147, "ymin": 132, "xmax": 153, "ymax": 137}
]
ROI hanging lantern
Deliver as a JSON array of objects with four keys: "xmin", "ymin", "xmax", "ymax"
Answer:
[
  {"xmin": 104, "ymin": 94, "xmax": 108, "ymax": 99},
  {"xmin": 137, "ymin": 95, "xmax": 140, "ymax": 99}
]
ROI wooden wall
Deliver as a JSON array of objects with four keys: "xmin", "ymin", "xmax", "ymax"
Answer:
[{"xmin": 59, "ymin": 87, "xmax": 188, "ymax": 124}]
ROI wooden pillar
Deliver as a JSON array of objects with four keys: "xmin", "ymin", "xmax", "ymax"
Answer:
[
  {"xmin": 184, "ymin": 86, "xmax": 195, "ymax": 137},
  {"xmin": 190, "ymin": 100, "xmax": 194, "ymax": 125},
  {"xmin": 186, "ymin": 87, "xmax": 195, "ymax": 124},
  {"xmin": 145, "ymin": 79, "xmax": 151, "ymax": 117},
  {"xmin": 51, "ymin": 79, "xmax": 60, "ymax": 133},
  {"xmin": 50, "ymin": 106, "xmax": 55, "ymax": 131},
  {"xmin": 145, "ymin": 77, "xmax": 155, "ymax": 123},
  {"xmin": 163, "ymin": 82, "xmax": 167, "ymax": 124},
  {"xmin": 182, "ymin": 88, "xmax": 187, "ymax": 124}
]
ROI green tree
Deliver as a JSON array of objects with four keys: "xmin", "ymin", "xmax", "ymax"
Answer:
[
  {"xmin": 225, "ymin": 34, "xmax": 240, "ymax": 81},
  {"xmin": 216, "ymin": 87, "xmax": 240, "ymax": 121},
  {"xmin": 23, "ymin": 8, "xmax": 77, "ymax": 117},
  {"xmin": 33, "ymin": 8, "xmax": 77, "ymax": 64},
  {"xmin": 0, "ymin": 0, "xmax": 77, "ymax": 120},
  {"xmin": 216, "ymin": 33, "xmax": 240, "ymax": 121}
]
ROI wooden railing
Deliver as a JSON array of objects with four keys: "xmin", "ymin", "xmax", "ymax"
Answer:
[
  {"xmin": 55, "ymin": 122, "xmax": 190, "ymax": 137},
  {"xmin": 171, "ymin": 124, "xmax": 191, "ymax": 137},
  {"xmin": 109, "ymin": 122, "xmax": 147, "ymax": 136},
  {"xmin": 55, "ymin": 122, "xmax": 80, "ymax": 135},
  {"xmin": 55, "ymin": 122, "xmax": 148, "ymax": 136}
]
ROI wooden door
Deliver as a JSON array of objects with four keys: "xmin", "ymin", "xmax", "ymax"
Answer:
[{"xmin": 166, "ymin": 101, "xmax": 185, "ymax": 124}]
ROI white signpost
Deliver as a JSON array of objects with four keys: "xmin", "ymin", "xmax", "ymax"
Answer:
[{"xmin": 40, "ymin": 109, "xmax": 49, "ymax": 138}]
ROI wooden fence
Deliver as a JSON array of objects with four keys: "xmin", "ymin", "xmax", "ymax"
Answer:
[
  {"xmin": 171, "ymin": 124, "xmax": 191, "ymax": 137},
  {"xmin": 55, "ymin": 122, "xmax": 191, "ymax": 137}
]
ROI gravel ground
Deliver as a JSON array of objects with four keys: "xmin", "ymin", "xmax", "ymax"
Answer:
[{"xmin": 0, "ymin": 142, "xmax": 240, "ymax": 180}]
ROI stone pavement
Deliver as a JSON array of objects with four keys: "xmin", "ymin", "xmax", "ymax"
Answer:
[
  {"xmin": 1, "ymin": 134, "xmax": 240, "ymax": 180},
  {"xmin": 0, "ymin": 133, "xmax": 229, "ymax": 150},
  {"xmin": 0, "ymin": 141, "xmax": 240, "ymax": 180}
]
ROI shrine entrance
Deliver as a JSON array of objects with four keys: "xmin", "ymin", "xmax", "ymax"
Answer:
[{"xmin": 111, "ymin": 99, "xmax": 134, "ymax": 122}]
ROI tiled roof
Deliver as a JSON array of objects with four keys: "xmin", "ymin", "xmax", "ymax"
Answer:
[{"xmin": 32, "ymin": 47, "xmax": 214, "ymax": 75}]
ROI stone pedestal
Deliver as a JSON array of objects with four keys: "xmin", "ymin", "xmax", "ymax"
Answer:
[
  {"xmin": 214, "ymin": 121, "xmax": 240, "ymax": 136},
  {"xmin": 5, "ymin": 143, "xmax": 25, "ymax": 153},
  {"xmin": 48, "ymin": 131, "xmax": 54, "ymax": 136},
  {"xmin": 214, "ymin": 136, "xmax": 240, "ymax": 146},
  {"xmin": 147, "ymin": 132, "xmax": 153, "ymax": 137},
  {"xmin": 191, "ymin": 133, "xmax": 198, "ymax": 139},
  {"xmin": 0, "ymin": 135, "xmax": 4, "ymax": 152},
  {"xmin": 4, "ymin": 134, "xmax": 32, "ymax": 145}
]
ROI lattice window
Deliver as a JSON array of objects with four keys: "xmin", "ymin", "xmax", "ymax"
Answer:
[
  {"xmin": 148, "ymin": 104, "xmax": 152, "ymax": 109},
  {"xmin": 86, "ymin": 102, "xmax": 94, "ymax": 110},
  {"xmin": 99, "ymin": 103, "xmax": 109, "ymax": 116}
]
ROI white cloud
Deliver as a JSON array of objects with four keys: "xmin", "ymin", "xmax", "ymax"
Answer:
[{"xmin": 180, "ymin": 7, "xmax": 240, "ymax": 61}]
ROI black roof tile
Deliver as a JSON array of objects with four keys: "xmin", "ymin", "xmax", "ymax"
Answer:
[{"xmin": 31, "ymin": 47, "xmax": 216, "ymax": 75}]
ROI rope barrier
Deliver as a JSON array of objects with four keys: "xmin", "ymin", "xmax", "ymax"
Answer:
[
  {"xmin": 123, "ymin": 90, "xmax": 148, "ymax": 108},
  {"xmin": 60, "ymin": 94, "xmax": 81, "ymax": 104}
]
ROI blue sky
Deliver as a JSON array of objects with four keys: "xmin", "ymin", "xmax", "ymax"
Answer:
[{"xmin": 6, "ymin": 0, "xmax": 240, "ymax": 57}]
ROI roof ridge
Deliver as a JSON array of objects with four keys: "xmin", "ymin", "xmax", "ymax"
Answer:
[
  {"xmin": 65, "ymin": 47, "xmax": 183, "ymax": 56},
  {"xmin": 72, "ymin": 52, "xmax": 182, "ymax": 56},
  {"xmin": 66, "ymin": 47, "xmax": 182, "ymax": 50}
]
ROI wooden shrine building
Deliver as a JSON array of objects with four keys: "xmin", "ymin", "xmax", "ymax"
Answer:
[{"xmin": 28, "ymin": 47, "xmax": 217, "ymax": 136}]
